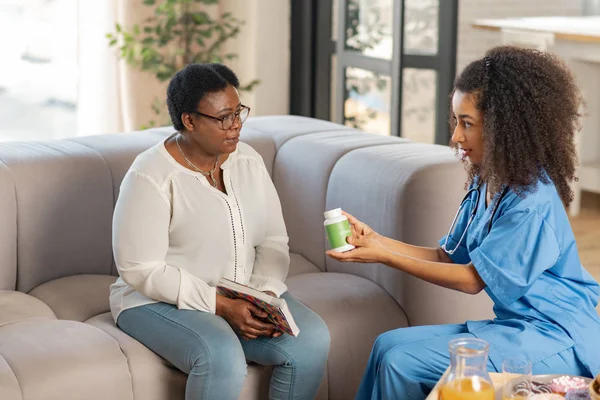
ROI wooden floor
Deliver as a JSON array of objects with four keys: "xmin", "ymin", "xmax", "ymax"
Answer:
[{"xmin": 569, "ymin": 192, "xmax": 600, "ymax": 313}]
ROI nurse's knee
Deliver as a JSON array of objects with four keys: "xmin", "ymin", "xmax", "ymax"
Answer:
[
  {"xmin": 372, "ymin": 330, "xmax": 400, "ymax": 360},
  {"xmin": 379, "ymin": 346, "xmax": 423, "ymax": 382}
]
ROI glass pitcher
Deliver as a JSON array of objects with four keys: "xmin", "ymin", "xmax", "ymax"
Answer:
[{"xmin": 439, "ymin": 338, "xmax": 495, "ymax": 400}]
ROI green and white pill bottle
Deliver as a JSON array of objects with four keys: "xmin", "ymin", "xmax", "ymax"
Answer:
[{"xmin": 324, "ymin": 208, "xmax": 355, "ymax": 253}]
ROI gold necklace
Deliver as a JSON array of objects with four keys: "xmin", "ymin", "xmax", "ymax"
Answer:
[{"xmin": 175, "ymin": 135, "xmax": 220, "ymax": 188}]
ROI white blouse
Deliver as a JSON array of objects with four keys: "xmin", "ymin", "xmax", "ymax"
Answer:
[{"xmin": 109, "ymin": 137, "xmax": 290, "ymax": 321}]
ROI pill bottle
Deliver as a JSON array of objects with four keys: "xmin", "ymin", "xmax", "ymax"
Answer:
[{"xmin": 324, "ymin": 208, "xmax": 355, "ymax": 253}]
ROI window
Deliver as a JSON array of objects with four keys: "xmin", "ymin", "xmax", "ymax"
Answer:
[
  {"xmin": 0, "ymin": 0, "xmax": 78, "ymax": 142},
  {"xmin": 291, "ymin": 0, "xmax": 458, "ymax": 145}
]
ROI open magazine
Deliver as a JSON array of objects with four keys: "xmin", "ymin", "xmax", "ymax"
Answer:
[{"xmin": 216, "ymin": 278, "xmax": 300, "ymax": 337}]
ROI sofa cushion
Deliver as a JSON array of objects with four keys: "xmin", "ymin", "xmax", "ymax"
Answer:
[
  {"xmin": 287, "ymin": 252, "xmax": 321, "ymax": 278},
  {"xmin": 0, "ymin": 290, "xmax": 55, "ymax": 327},
  {"xmin": 244, "ymin": 115, "xmax": 351, "ymax": 146},
  {"xmin": 69, "ymin": 132, "xmax": 170, "ymax": 276},
  {"xmin": 242, "ymin": 115, "xmax": 354, "ymax": 178},
  {"xmin": 69, "ymin": 131, "xmax": 170, "ymax": 205},
  {"xmin": 0, "ymin": 319, "xmax": 133, "ymax": 400},
  {"xmin": 85, "ymin": 312, "xmax": 186, "ymax": 400},
  {"xmin": 274, "ymin": 131, "xmax": 407, "ymax": 271},
  {"xmin": 0, "ymin": 141, "xmax": 115, "ymax": 293},
  {"xmin": 239, "ymin": 126, "xmax": 278, "ymax": 178},
  {"xmin": 86, "ymin": 312, "xmax": 303, "ymax": 400},
  {"xmin": 286, "ymin": 272, "xmax": 409, "ymax": 400},
  {"xmin": 29, "ymin": 274, "xmax": 117, "ymax": 321}
]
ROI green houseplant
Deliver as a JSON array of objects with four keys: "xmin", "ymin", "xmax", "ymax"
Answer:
[{"xmin": 106, "ymin": 0, "xmax": 259, "ymax": 128}]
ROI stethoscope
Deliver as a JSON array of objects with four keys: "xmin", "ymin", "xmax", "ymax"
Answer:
[{"xmin": 442, "ymin": 183, "xmax": 508, "ymax": 255}]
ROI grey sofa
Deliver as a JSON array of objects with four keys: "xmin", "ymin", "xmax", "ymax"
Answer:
[{"xmin": 0, "ymin": 116, "xmax": 494, "ymax": 400}]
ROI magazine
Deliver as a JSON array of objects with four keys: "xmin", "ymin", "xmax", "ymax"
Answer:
[{"xmin": 216, "ymin": 278, "xmax": 300, "ymax": 337}]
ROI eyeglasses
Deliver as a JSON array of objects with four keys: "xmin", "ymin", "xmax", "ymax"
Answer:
[{"xmin": 192, "ymin": 105, "xmax": 250, "ymax": 130}]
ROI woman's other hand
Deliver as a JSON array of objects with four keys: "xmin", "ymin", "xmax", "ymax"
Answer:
[
  {"xmin": 216, "ymin": 296, "xmax": 278, "ymax": 339},
  {"xmin": 326, "ymin": 211, "xmax": 388, "ymax": 264}
]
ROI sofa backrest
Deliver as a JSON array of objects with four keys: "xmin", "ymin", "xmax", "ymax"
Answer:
[
  {"xmin": 0, "ymin": 116, "xmax": 466, "ymax": 296},
  {"xmin": 0, "ymin": 140, "xmax": 117, "ymax": 292}
]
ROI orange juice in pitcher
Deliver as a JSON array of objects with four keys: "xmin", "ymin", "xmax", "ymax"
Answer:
[
  {"xmin": 440, "ymin": 377, "xmax": 495, "ymax": 400},
  {"xmin": 439, "ymin": 338, "xmax": 495, "ymax": 400}
]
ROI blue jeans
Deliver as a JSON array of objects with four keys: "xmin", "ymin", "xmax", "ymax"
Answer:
[
  {"xmin": 356, "ymin": 324, "xmax": 588, "ymax": 400},
  {"xmin": 117, "ymin": 292, "xmax": 330, "ymax": 400}
]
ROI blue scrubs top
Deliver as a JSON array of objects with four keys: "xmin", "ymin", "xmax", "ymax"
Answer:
[{"xmin": 440, "ymin": 178, "xmax": 600, "ymax": 376}]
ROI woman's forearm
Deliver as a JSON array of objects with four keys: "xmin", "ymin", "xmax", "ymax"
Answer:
[
  {"xmin": 379, "ymin": 251, "xmax": 485, "ymax": 294},
  {"xmin": 376, "ymin": 235, "xmax": 453, "ymax": 263}
]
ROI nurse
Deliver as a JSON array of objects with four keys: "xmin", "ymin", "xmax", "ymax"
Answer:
[{"xmin": 327, "ymin": 45, "xmax": 600, "ymax": 400}]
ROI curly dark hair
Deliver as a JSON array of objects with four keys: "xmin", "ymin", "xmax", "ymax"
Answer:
[
  {"xmin": 167, "ymin": 63, "xmax": 240, "ymax": 131},
  {"xmin": 450, "ymin": 46, "xmax": 584, "ymax": 206}
]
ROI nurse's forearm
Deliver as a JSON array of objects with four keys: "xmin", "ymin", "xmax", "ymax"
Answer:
[
  {"xmin": 376, "ymin": 235, "xmax": 452, "ymax": 263},
  {"xmin": 380, "ymin": 252, "xmax": 485, "ymax": 294}
]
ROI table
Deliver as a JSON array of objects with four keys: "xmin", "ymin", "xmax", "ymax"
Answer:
[{"xmin": 472, "ymin": 17, "xmax": 600, "ymax": 216}]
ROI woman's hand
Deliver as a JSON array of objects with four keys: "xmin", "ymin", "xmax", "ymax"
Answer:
[
  {"xmin": 261, "ymin": 291, "xmax": 283, "ymax": 338},
  {"xmin": 326, "ymin": 211, "xmax": 389, "ymax": 264},
  {"xmin": 216, "ymin": 296, "xmax": 278, "ymax": 340}
]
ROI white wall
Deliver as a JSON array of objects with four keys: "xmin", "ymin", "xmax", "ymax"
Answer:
[
  {"xmin": 221, "ymin": 0, "xmax": 290, "ymax": 117},
  {"xmin": 456, "ymin": 0, "xmax": 581, "ymax": 73}
]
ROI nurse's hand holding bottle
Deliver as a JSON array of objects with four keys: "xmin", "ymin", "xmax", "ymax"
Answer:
[
  {"xmin": 326, "ymin": 210, "xmax": 486, "ymax": 295},
  {"xmin": 325, "ymin": 211, "xmax": 387, "ymax": 264}
]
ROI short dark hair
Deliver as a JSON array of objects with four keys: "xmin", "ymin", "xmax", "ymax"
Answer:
[
  {"xmin": 167, "ymin": 63, "xmax": 240, "ymax": 131},
  {"xmin": 450, "ymin": 46, "xmax": 584, "ymax": 206}
]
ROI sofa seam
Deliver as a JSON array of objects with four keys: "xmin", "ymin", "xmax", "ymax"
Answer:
[
  {"xmin": 62, "ymin": 140, "xmax": 118, "ymax": 275},
  {"xmin": 66, "ymin": 140, "xmax": 116, "ymax": 206},
  {"xmin": 110, "ymin": 331, "xmax": 136, "ymax": 400},
  {"xmin": 82, "ymin": 319, "xmax": 136, "ymax": 399}
]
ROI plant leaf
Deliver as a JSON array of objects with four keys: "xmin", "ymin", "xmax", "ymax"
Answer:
[{"xmin": 192, "ymin": 12, "xmax": 209, "ymax": 24}]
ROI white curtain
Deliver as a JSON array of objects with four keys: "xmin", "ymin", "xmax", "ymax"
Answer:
[
  {"xmin": 77, "ymin": 0, "xmax": 170, "ymax": 134},
  {"xmin": 76, "ymin": 0, "xmax": 124, "ymax": 136}
]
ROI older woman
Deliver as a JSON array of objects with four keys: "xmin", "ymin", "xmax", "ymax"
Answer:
[{"xmin": 110, "ymin": 63, "xmax": 330, "ymax": 400}]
